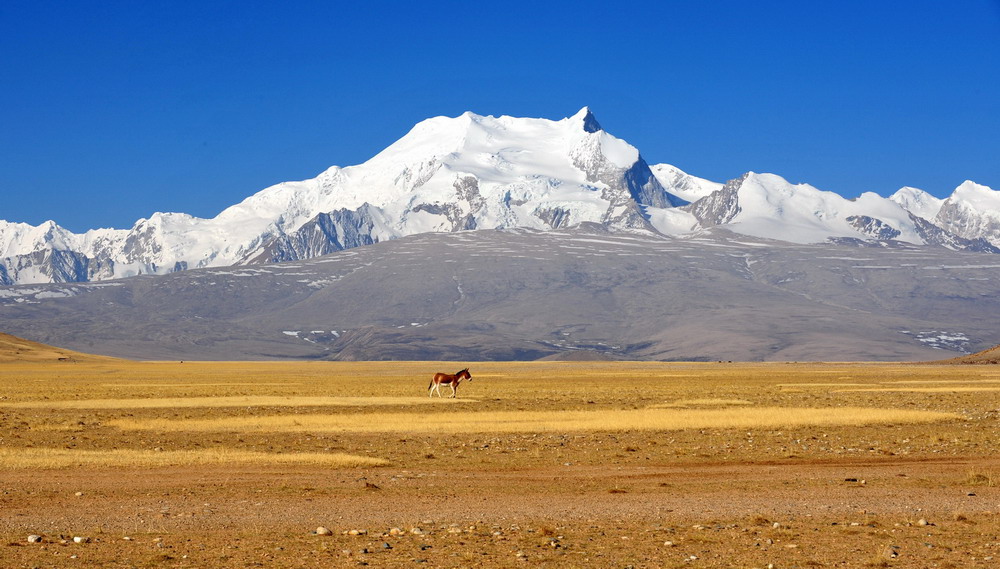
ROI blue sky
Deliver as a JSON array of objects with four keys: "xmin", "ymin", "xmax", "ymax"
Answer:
[{"xmin": 2, "ymin": 1, "xmax": 999, "ymax": 232}]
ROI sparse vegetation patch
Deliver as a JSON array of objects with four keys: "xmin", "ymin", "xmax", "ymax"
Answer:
[{"xmin": 106, "ymin": 406, "xmax": 960, "ymax": 434}]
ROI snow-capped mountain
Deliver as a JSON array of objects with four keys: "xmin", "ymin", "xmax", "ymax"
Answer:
[
  {"xmin": 933, "ymin": 181, "xmax": 1000, "ymax": 244},
  {"xmin": 1, "ymin": 108, "xmax": 998, "ymax": 285},
  {"xmin": 889, "ymin": 187, "xmax": 944, "ymax": 222},
  {"xmin": 648, "ymin": 164, "xmax": 722, "ymax": 203},
  {"xmin": 670, "ymin": 173, "xmax": 998, "ymax": 252}
]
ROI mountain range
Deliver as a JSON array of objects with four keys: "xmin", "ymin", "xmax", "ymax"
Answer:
[{"xmin": 2, "ymin": 108, "xmax": 999, "ymax": 286}]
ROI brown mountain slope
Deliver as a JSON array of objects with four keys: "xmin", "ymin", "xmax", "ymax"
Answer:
[
  {"xmin": 0, "ymin": 332, "xmax": 119, "ymax": 363},
  {"xmin": 942, "ymin": 343, "xmax": 1000, "ymax": 364}
]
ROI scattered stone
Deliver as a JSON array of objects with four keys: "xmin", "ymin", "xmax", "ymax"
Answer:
[
  {"xmin": 72, "ymin": 536, "xmax": 90, "ymax": 544},
  {"xmin": 382, "ymin": 542, "xmax": 392, "ymax": 549},
  {"xmin": 388, "ymin": 527, "xmax": 404, "ymax": 536},
  {"xmin": 917, "ymin": 518, "xmax": 930, "ymax": 526},
  {"xmin": 27, "ymin": 535, "xmax": 42, "ymax": 543},
  {"xmin": 315, "ymin": 527, "xmax": 333, "ymax": 536},
  {"xmin": 410, "ymin": 527, "xmax": 424, "ymax": 535},
  {"xmin": 74, "ymin": 491, "xmax": 84, "ymax": 497},
  {"xmin": 772, "ymin": 522, "xmax": 781, "ymax": 529},
  {"xmin": 663, "ymin": 540, "xmax": 675, "ymax": 547},
  {"xmin": 882, "ymin": 545, "xmax": 900, "ymax": 559},
  {"xmin": 348, "ymin": 529, "xmax": 367, "ymax": 536}
]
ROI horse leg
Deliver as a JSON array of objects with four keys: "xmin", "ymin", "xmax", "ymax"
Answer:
[{"xmin": 450, "ymin": 382, "xmax": 457, "ymax": 398}]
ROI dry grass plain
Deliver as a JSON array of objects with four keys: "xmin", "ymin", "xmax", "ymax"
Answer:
[{"xmin": 1, "ymin": 359, "xmax": 998, "ymax": 568}]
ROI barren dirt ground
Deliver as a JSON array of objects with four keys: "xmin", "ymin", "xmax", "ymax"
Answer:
[{"xmin": 1, "ymin": 360, "xmax": 998, "ymax": 568}]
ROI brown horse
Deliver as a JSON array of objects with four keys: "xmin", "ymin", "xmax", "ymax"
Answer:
[{"xmin": 428, "ymin": 368, "xmax": 472, "ymax": 398}]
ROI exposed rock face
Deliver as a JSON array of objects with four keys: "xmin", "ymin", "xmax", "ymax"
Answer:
[
  {"xmin": 686, "ymin": 175, "xmax": 746, "ymax": 226},
  {"xmin": 242, "ymin": 205, "xmax": 382, "ymax": 265},
  {"xmin": 847, "ymin": 215, "xmax": 902, "ymax": 241},
  {"xmin": 907, "ymin": 213, "xmax": 1000, "ymax": 254}
]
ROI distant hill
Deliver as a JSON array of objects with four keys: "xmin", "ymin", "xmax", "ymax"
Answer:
[
  {"xmin": 0, "ymin": 332, "xmax": 117, "ymax": 363},
  {"xmin": 2, "ymin": 227, "xmax": 1000, "ymax": 362},
  {"xmin": 943, "ymin": 344, "xmax": 1000, "ymax": 365}
]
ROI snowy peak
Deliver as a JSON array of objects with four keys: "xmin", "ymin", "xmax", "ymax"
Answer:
[
  {"xmin": 3, "ymin": 108, "xmax": 684, "ymax": 284},
  {"xmin": 571, "ymin": 106, "xmax": 603, "ymax": 133},
  {"xmin": 682, "ymin": 172, "xmax": 925, "ymax": 244},
  {"xmin": 890, "ymin": 187, "xmax": 943, "ymax": 221},
  {"xmin": 934, "ymin": 180, "xmax": 1000, "ymax": 246},
  {"xmin": 649, "ymin": 164, "xmax": 723, "ymax": 203},
  {"xmin": 949, "ymin": 180, "xmax": 1000, "ymax": 212}
]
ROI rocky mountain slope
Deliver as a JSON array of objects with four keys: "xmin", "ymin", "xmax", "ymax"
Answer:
[{"xmin": 2, "ymin": 108, "xmax": 998, "ymax": 285}]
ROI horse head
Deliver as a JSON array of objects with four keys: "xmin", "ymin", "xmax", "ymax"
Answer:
[{"xmin": 460, "ymin": 368, "xmax": 472, "ymax": 381}]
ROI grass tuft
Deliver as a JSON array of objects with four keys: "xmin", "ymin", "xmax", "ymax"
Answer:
[{"xmin": 965, "ymin": 469, "xmax": 995, "ymax": 487}]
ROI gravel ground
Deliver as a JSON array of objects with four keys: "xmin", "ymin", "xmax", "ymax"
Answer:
[{"xmin": 3, "ymin": 457, "xmax": 998, "ymax": 568}]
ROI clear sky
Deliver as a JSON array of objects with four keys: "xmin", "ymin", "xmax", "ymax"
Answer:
[{"xmin": 2, "ymin": 1, "xmax": 999, "ymax": 232}]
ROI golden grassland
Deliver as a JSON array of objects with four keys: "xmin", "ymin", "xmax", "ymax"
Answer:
[
  {"xmin": 0, "ymin": 359, "xmax": 998, "ymax": 469},
  {"xmin": 0, "ymin": 447, "xmax": 388, "ymax": 469},
  {"xmin": 104, "ymin": 406, "xmax": 959, "ymax": 434},
  {"xmin": 2, "ymin": 358, "xmax": 1000, "ymax": 569},
  {"xmin": 11, "ymin": 395, "xmax": 473, "ymax": 409}
]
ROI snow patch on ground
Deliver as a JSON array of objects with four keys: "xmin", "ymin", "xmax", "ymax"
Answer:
[{"xmin": 900, "ymin": 330, "xmax": 972, "ymax": 352}]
